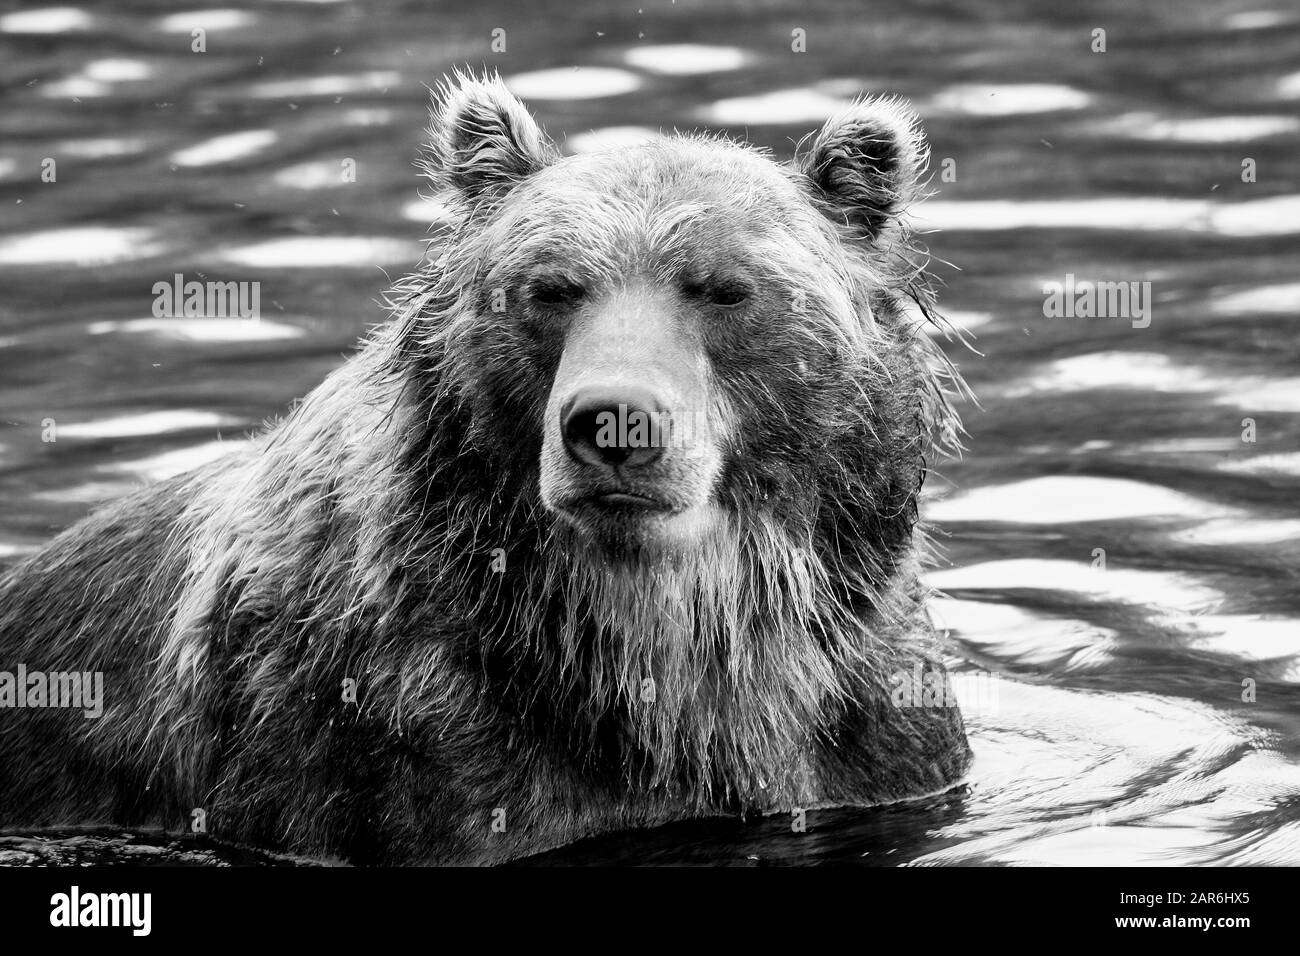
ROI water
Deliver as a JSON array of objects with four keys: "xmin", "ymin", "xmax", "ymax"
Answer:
[{"xmin": 1, "ymin": 0, "xmax": 1298, "ymax": 866}]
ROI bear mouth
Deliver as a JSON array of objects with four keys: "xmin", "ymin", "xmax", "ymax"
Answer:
[
  {"xmin": 551, "ymin": 488, "xmax": 680, "ymax": 541},
  {"xmin": 563, "ymin": 489, "xmax": 675, "ymax": 515},
  {"xmin": 589, "ymin": 491, "xmax": 669, "ymax": 510},
  {"xmin": 555, "ymin": 490, "xmax": 712, "ymax": 553}
]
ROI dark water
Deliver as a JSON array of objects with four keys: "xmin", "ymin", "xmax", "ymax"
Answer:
[{"xmin": 1, "ymin": 0, "xmax": 1298, "ymax": 865}]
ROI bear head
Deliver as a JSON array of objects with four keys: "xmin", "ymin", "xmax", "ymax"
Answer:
[{"xmin": 407, "ymin": 72, "xmax": 953, "ymax": 564}]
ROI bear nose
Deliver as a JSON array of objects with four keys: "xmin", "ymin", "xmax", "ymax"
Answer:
[{"xmin": 561, "ymin": 386, "xmax": 667, "ymax": 469}]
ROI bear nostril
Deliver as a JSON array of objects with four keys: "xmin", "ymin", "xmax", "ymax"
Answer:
[{"xmin": 561, "ymin": 388, "xmax": 667, "ymax": 469}]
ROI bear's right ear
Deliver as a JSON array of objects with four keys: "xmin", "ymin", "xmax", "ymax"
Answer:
[
  {"xmin": 422, "ymin": 72, "xmax": 558, "ymax": 207},
  {"xmin": 795, "ymin": 95, "xmax": 927, "ymax": 244}
]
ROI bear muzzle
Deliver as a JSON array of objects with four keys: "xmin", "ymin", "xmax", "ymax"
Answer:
[{"xmin": 560, "ymin": 384, "xmax": 669, "ymax": 471}]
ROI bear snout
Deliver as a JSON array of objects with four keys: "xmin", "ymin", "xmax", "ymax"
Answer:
[
  {"xmin": 542, "ymin": 381, "xmax": 717, "ymax": 520},
  {"xmin": 560, "ymin": 385, "xmax": 668, "ymax": 470},
  {"xmin": 539, "ymin": 375, "xmax": 726, "ymax": 544}
]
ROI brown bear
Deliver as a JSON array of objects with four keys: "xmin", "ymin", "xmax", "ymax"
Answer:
[{"xmin": 0, "ymin": 73, "xmax": 970, "ymax": 864}]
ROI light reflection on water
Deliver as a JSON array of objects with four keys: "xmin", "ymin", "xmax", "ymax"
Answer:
[
  {"xmin": 911, "ymin": 195, "xmax": 1300, "ymax": 235},
  {"xmin": 1, "ymin": 0, "xmax": 1298, "ymax": 866}
]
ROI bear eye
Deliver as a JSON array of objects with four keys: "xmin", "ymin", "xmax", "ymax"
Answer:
[
  {"xmin": 709, "ymin": 281, "xmax": 751, "ymax": 307},
  {"xmin": 529, "ymin": 275, "xmax": 585, "ymax": 307},
  {"xmin": 686, "ymin": 276, "xmax": 752, "ymax": 309}
]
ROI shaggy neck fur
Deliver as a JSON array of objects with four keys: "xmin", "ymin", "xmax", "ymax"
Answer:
[{"xmin": 527, "ymin": 514, "xmax": 857, "ymax": 802}]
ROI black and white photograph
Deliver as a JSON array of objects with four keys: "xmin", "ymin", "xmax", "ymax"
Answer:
[{"xmin": 0, "ymin": 0, "xmax": 1293, "ymax": 933}]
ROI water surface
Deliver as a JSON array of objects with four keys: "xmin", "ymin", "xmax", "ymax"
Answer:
[{"xmin": 1, "ymin": 0, "xmax": 1298, "ymax": 865}]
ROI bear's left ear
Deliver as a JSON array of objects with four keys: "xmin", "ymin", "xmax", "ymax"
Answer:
[
  {"xmin": 795, "ymin": 96, "xmax": 927, "ymax": 243},
  {"xmin": 422, "ymin": 72, "xmax": 558, "ymax": 208}
]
